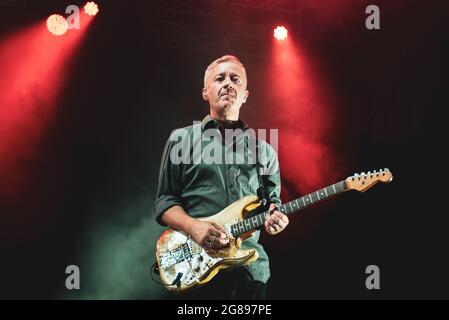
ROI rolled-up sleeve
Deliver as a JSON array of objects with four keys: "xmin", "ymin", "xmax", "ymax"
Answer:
[{"xmin": 154, "ymin": 136, "xmax": 183, "ymax": 226}]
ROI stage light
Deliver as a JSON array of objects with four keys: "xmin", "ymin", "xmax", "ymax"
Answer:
[
  {"xmin": 84, "ymin": 2, "xmax": 99, "ymax": 16},
  {"xmin": 274, "ymin": 26, "xmax": 288, "ymax": 41},
  {"xmin": 46, "ymin": 14, "xmax": 68, "ymax": 36}
]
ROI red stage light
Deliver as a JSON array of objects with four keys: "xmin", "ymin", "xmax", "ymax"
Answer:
[
  {"xmin": 274, "ymin": 26, "xmax": 288, "ymax": 41},
  {"xmin": 84, "ymin": 2, "xmax": 99, "ymax": 16},
  {"xmin": 46, "ymin": 14, "xmax": 68, "ymax": 36}
]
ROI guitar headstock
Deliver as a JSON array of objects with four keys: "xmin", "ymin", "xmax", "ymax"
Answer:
[{"xmin": 345, "ymin": 168, "xmax": 393, "ymax": 192}]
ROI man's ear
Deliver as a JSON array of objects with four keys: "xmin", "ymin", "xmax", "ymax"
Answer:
[
  {"xmin": 202, "ymin": 88, "xmax": 208, "ymax": 101},
  {"xmin": 243, "ymin": 89, "xmax": 250, "ymax": 103}
]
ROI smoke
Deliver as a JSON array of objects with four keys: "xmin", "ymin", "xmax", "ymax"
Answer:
[{"xmin": 61, "ymin": 192, "xmax": 168, "ymax": 299}]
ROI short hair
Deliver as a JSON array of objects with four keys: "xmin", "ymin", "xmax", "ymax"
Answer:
[{"xmin": 203, "ymin": 55, "xmax": 247, "ymax": 87}]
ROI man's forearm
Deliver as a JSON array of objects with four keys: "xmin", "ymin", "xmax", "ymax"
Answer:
[{"xmin": 160, "ymin": 205, "xmax": 196, "ymax": 235}]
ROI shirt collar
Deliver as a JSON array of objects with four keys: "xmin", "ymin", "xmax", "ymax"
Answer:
[{"xmin": 201, "ymin": 114, "xmax": 249, "ymax": 131}]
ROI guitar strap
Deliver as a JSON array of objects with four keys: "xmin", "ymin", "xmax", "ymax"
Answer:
[{"xmin": 255, "ymin": 139, "xmax": 268, "ymax": 206}]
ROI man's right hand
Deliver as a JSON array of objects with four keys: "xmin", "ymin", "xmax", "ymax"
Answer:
[
  {"xmin": 160, "ymin": 206, "xmax": 229, "ymax": 249},
  {"xmin": 188, "ymin": 220, "xmax": 229, "ymax": 249}
]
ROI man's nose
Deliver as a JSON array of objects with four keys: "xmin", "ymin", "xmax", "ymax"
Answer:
[{"xmin": 223, "ymin": 77, "xmax": 233, "ymax": 88}]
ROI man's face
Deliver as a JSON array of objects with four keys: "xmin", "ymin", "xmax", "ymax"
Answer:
[{"xmin": 202, "ymin": 61, "xmax": 249, "ymax": 117}]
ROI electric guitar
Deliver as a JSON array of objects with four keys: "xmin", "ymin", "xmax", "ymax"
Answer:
[{"xmin": 155, "ymin": 168, "xmax": 393, "ymax": 292}]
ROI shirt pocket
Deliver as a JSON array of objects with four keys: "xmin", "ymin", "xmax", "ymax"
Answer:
[{"xmin": 235, "ymin": 164, "xmax": 258, "ymax": 195}]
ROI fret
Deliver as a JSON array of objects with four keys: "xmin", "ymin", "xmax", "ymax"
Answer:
[
  {"xmin": 337, "ymin": 181, "xmax": 346, "ymax": 192},
  {"xmin": 291, "ymin": 200, "xmax": 298, "ymax": 211},
  {"xmin": 319, "ymin": 189, "xmax": 325, "ymax": 199},
  {"xmin": 304, "ymin": 196, "xmax": 310, "ymax": 205},
  {"xmin": 229, "ymin": 181, "xmax": 347, "ymax": 238},
  {"xmin": 334, "ymin": 183, "xmax": 340, "ymax": 193},
  {"xmin": 306, "ymin": 193, "xmax": 313, "ymax": 204},
  {"xmin": 288, "ymin": 201, "xmax": 295, "ymax": 213},
  {"xmin": 333, "ymin": 182, "xmax": 339, "ymax": 193}
]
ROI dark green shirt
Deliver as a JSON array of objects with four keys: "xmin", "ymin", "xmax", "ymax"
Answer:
[{"xmin": 154, "ymin": 115, "xmax": 281, "ymax": 283}]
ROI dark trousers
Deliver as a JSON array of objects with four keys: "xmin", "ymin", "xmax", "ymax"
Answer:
[{"xmin": 170, "ymin": 266, "xmax": 267, "ymax": 300}]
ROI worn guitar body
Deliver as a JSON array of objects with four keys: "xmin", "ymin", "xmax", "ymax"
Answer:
[
  {"xmin": 156, "ymin": 195, "xmax": 262, "ymax": 293},
  {"xmin": 155, "ymin": 168, "xmax": 393, "ymax": 293}
]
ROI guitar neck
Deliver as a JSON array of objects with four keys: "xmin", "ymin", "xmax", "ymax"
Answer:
[{"xmin": 230, "ymin": 180, "xmax": 347, "ymax": 238}]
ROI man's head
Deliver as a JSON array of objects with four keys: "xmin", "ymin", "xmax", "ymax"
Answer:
[{"xmin": 202, "ymin": 55, "xmax": 249, "ymax": 120}]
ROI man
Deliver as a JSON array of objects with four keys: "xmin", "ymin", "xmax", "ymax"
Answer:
[{"xmin": 155, "ymin": 55, "xmax": 289, "ymax": 299}]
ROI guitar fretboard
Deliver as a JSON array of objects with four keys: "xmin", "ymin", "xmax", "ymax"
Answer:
[{"xmin": 230, "ymin": 180, "xmax": 346, "ymax": 238}]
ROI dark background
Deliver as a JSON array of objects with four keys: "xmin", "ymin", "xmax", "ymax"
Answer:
[{"xmin": 0, "ymin": 0, "xmax": 448, "ymax": 299}]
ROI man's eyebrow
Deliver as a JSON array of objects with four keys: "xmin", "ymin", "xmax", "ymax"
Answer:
[{"xmin": 215, "ymin": 72, "xmax": 241, "ymax": 78}]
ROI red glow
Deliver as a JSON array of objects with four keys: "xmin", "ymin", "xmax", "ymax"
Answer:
[
  {"xmin": 266, "ymin": 33, "xmax": 344, "ymax": 201},
  {"xmin": 0, "ymin": 16, "xmax": 94, "ymax": 237},
  {"xmin": 46, "ymin": 14, "xmax": 68, "ymax": 36},
  {"xmin": 274, "ymin": 26, "xmax": 288, "ymax": 41},
  {"xmin": 84, "ymin": 2, "xmax": 99, "ymax": 16}
]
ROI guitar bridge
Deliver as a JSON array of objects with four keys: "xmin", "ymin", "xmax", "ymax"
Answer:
[{"xmin": 160, "ymin": 239, "xmax": 199, "ymax": 270}]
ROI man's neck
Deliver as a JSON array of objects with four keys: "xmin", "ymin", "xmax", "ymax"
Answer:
[{"xmin": 210, "ymin": 110, "xmax": 239, "ymax": 121}]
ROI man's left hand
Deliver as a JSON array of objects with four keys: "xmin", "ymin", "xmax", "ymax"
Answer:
[{"xmin": 264, "ymin": 203, "xmax": 289, "ymax": 235}]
